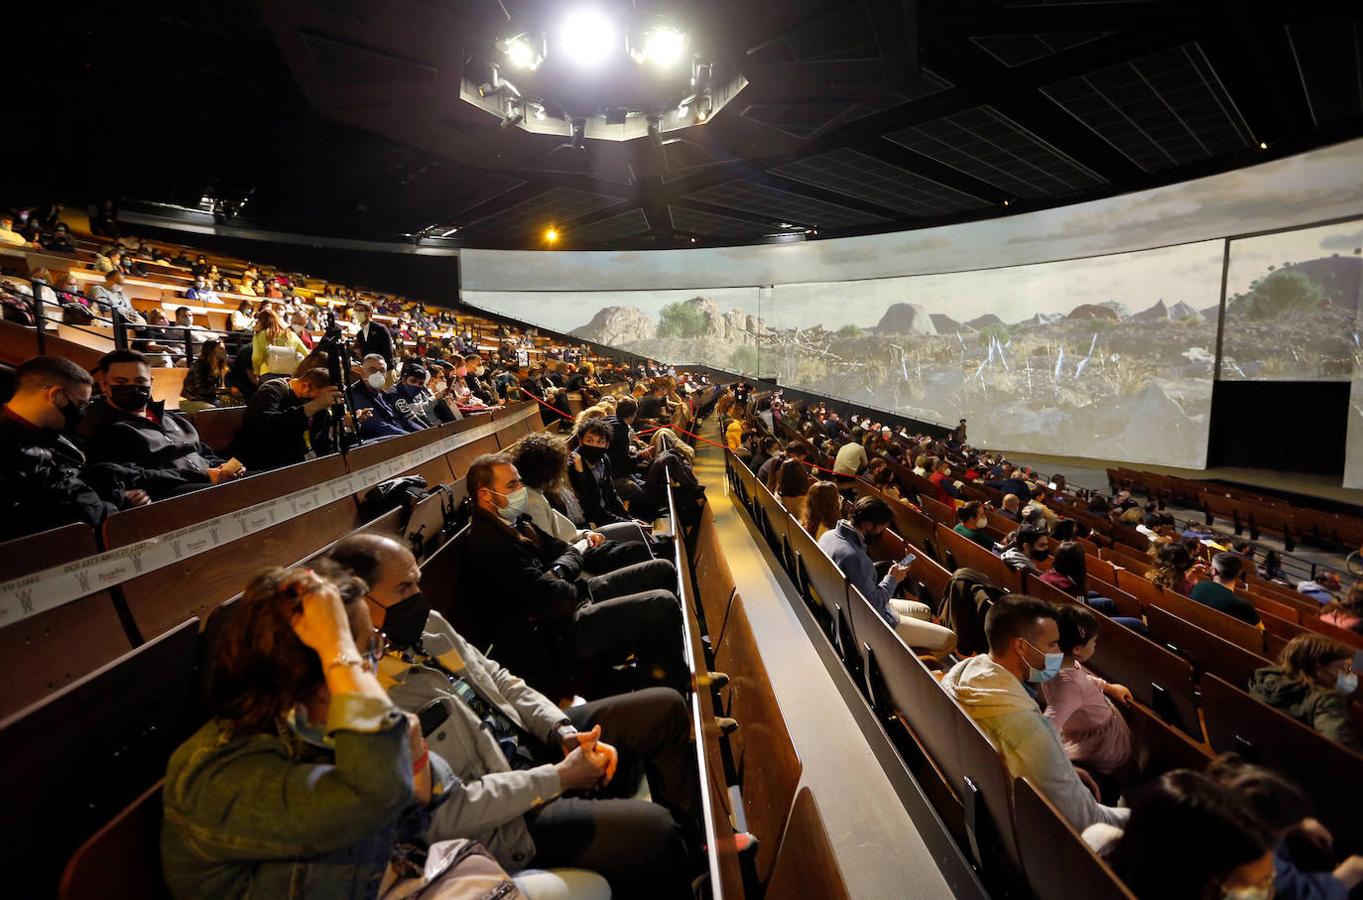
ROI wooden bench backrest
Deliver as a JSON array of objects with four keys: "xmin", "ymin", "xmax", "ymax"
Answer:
[
  {"xmin": 188, "ymin": 406, "xmax": 245, "ymax": 455},
  {"xmin": 714, "ymin": 596, "xmax": 802, "ymax": 884},
  {"xmin": 935, "ymin": 523, "xmax": 1020, "ymax": 593},
  {"xmin": 1144, "ymin": 605, "xmax": 1272, "ymax": 688},
  {"xmin": 58, "ymin": 782, "xmax": 168, "ymax": 900},
  {"xmin": 1014, "ymin": 777, "xmax": 1136, "ymax": 900},
  {"xmin": 1084, "ymin": 612, "xmax": 1201, "ymax": 740},
  {"xmin": 0, "ymin": 619, "xmax": 199, "ymax": 899},
  {"xmin": 1115, "ymin": 570, "xmax": 1266, "ymax": 655},
  {"xmin": 0, "ymin": 524, "xmax": 133, "ymax": 717},
  {"xmin": 766, "ymin": 788, "xmax": 851, "ymax": 900},
  {"xmin": 1200, "ymin": 674, "xmax": 1363, "ymax": 852}
]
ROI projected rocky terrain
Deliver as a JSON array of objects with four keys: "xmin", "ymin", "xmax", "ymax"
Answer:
[
  {"xmin": 1219, "ymin": 254, "xmax": 1362, "ymax": 381},
  {"xmin": 574, "ymin": 294, "xmax": 1217, "ymax": 465}
]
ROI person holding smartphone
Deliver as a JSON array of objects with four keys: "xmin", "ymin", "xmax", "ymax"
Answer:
[{"xmin": 818, "ymin": 496, "xmax": 957, "ymax": 655}]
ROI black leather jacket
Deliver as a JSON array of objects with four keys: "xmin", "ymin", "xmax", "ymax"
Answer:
[{"xmin": 77, "ymin": 398, "xmax": 222, "ymax": 494}]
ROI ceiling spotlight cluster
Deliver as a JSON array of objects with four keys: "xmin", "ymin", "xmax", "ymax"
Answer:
[
  {"xmin": 462, "ymin": 6, "xmax": 746, "ymax": 147},
  {"xmin": 500, "ymin": 10, "xmax": 690, "ymax": 73}
]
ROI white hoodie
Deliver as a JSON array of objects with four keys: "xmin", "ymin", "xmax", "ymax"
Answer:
[{"xmin": 941, "ymin": 655, "xmax": 1129, "ymax": 832}]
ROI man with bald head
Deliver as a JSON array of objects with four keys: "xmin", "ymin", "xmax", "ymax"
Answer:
[{"xmin": 325, "ymin": 534, "xmax": 697, "ymax": 899}]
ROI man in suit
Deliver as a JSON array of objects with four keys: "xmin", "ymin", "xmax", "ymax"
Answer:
[{"xmin": 353, "ymin": 300, "xmax": 394, "ymax": 368}]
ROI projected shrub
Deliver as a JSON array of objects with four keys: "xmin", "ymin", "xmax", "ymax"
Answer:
[
  {"xmin": 656, "ymin": 300, "xmax": 709, "ymax": 339},
  {"xmin": 1221, "ymin": 221, "xmax": 1363, "ymax": 381}
]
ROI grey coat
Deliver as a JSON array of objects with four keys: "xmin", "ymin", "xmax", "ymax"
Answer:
[{"xmin": 379, "ymin": 611, "xmax": 573, "ymax": 870}]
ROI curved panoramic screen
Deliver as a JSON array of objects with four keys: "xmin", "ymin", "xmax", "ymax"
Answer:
[
  {"xmin": 1219, "ymin": 219, "xmax": 1363, "ymax": 382},
  {"xmin": 462, "ymin": 138, "xmax": 1363, "ymax": 472}
]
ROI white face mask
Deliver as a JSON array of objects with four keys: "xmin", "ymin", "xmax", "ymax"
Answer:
[
  {"xmin": 366, "ymin": 371, "xmax": 386, "ymax": 390},
  {"xmin": 474, "ymin": 366, "xmax": 486, "ymax": 376},
  {"xmin": 1336, "ymin": 671, "xmax": 1358, "ymax": 695}
]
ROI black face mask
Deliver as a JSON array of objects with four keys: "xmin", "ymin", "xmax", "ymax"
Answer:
[
  {"xmin": 579, "ymin": 445, "xmax": 607, "ymax": 464},
  {"xmin": 57, "ymin": 392, "xmax": 88, "ymax": 429},
  {"xmin": 1029, "ymin": 546, "xmax": 1051, "ymax": 561},
  {"xmin": 109, "ymin": 384, "xmax": 152, "ymax": 412},
  {"xmin": 380, "ymin": 591, "xmax": 430, "ymax": 648}
]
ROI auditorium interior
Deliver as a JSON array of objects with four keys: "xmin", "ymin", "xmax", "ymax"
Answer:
[{"xmin": 6, "ymin": 1, "xmax": 1363, "ymax": 898}]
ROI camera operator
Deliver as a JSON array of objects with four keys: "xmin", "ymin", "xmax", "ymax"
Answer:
[{"xmin": 231, "ymin": 368, "xmax": 369, "ymax": 470}]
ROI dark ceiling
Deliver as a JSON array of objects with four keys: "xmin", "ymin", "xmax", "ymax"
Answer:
[{"xmin": 11, "ymin": 0, "xmax": 1363, "ymax": 251}]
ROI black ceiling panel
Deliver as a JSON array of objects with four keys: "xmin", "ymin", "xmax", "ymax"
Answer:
[
  {"xmin": 1287, "ymin": 21, "xmax": 1363, "ymax": 128},
  {"xmin": 564, "ymin": 208, "xmax": 652, "ymax": 242},
  {"xmin": 747, "ymin": 2, "xmax": 881, "ymax": 64},
  {"xmin": 21, "ymin": 1, "xmax": 1363, "ymax": 250},
  {"xmin": 741, "ymin": 102, "xmax": 855, "ymax": 139},
  {"xmin": 1042, "ymin": 43, "xmax": 1255, "ymax": 173},
  {"xmin": 461, "ymin": 187, "xmax": 626, "ymax": 236},
  {"xmin": 669, "ymin": 205, "xmax": 792, "ymax": 238},
  {"xmin": 684, "ymin": 180, "xmax": 891, "ymax": 229},
  {"xmin": 971, "ymin": 32, "xmax": 1110, "ymax": 68},
  {"xmin": 771, "ymin": 148, "xmax": 990, "ymax": 216},
  {"xmin": 886, "ymin": 106, "xmax": 1106, "ymax": 198}
]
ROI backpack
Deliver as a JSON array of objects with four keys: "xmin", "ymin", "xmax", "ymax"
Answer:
[{"xmin": 938, "ymin": 567, "xmax": 1009, "ymax": 656}]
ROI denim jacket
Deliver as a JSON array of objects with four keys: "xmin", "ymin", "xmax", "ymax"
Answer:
[{"xmin": 161, "ymin": 693, "xmax": 422, "ymax": 899}]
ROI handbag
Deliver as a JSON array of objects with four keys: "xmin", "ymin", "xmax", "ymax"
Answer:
[
  {"xmin": 266, "ymin": 341, "xmax": 302, "ymax": 374},
  {"xmin": 382, "ymin": 839, "xmax": 524, "ymax": 900}
]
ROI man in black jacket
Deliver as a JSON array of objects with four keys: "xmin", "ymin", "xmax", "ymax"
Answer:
[
  {"xmin": 77, "ymin": 349, "xmax": 244, "ymax": 496},
  {"xmin": 464, "ymin": 452, "xmax": 685, "ymax": 697},
  {"xmin": 568, "ymin": 420, "xmax": 635, "ymax": 528},
  {"xmin": 231, "ymin": 368, "xmax": 352, "ymax": 470},
  {"xmin": 353, "ymin": 300, "xmax": 394, "ymax": 368},
  {"xmin": 0, "ymin": 356, "xmax": 190, "ymax": 539}
]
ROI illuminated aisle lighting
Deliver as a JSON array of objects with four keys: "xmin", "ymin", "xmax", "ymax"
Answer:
[
  {"xmin": 560, "ymin": 9, "xmax": 618, "ymax": 67},
  {"xmin": 642, "ymin": 28, "xmax": 686, "ymax": 68}
]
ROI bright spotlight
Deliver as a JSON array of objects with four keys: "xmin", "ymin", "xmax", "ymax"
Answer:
[
  {"xmin": 504, "ymin": 36, "xmax": 541, "ymax": 70},
  {"xmin": 642, "ymin": 28, "xmax": 686, "ymax": 68},
  {"xmin": 544, "ymin": 227, "xmax": 560, "ymax": 244},
  {"xmin": 560, "ymin": 9, "xmax": 617, "ymax": 67}
]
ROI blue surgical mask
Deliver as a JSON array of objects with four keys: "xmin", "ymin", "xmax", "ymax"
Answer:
[
  {"xmin": 1024, "ymin": 640, "xmax": 1064, "ymax": 684},
  {"xmin": 493, "ymin": 486, "xmax": 529, "ymax": 522},
  {"xmin": 1336, "ymin": 672, "xmax": 1358, "ymax": 696}
]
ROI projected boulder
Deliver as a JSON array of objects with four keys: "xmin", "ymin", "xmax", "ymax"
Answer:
[{"xmin": 571, "ymin": 306, "xmax": 655, "ymax": 344}]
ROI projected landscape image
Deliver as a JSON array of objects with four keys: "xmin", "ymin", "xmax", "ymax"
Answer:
[
  {"xmin": 760, "ymin": 242, "xmax": 1224, "ymax": 467},
  {"xmin": 1221, "ymin": 220, "xmax": 1363, "ymax": 381}
]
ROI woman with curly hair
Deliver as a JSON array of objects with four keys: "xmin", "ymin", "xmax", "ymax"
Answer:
[
  {"xmin": 1146, "ymin": 541, "xmax": 1197, "ymax": 595},
  {"xmin": 800, "ymin": 480, "xmax": 842, "ymax": 540}
]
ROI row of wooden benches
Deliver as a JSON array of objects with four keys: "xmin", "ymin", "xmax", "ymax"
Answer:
[
  {"xmin": 725, "ymin": 449, "xmax": 1363, "ymax": 898},
  {"xmin": 1109, "ymin": 464, "xmax": 1363, "ymax": 553}
]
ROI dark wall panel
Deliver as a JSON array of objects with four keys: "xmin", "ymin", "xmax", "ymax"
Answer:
[{"xmin": 1208, "ymin": 381, "xmax": 1349, "ymax": 475}]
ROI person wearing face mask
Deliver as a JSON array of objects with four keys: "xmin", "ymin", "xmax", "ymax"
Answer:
[
  {"xmin": 953, "ymin": 501, "xmax": 996, "ymax": 550},
  {"xmin": 351, "ymin": 300, "xmax": 394, "ymax": 369},
  {"xmin": 77, "ymin": 349, "xmax": 244, "ymax": 495},
  {"xmin": 567, "ymin": 420, "xmax": 636, "ymax": 529},
  {"xmin": 0, "ymin": 356, "xmax": 169, "ymax": 539},
  {"xmin": 463, "ymin": 353, "xmax": 498, "ymax": 406},
  {"xmin": 943, "ymin": 595, "xmax": 1129, "ymax": 832},
  {"xmin": 1001, "ymin": 524, "xmax": 1052, "ymax": 575},
  {"xmin": 391, "ymin": 363, "xmax": 442, "ymax": 430},
  {"xmin": 928, "ymin": 456, "xmax": 963, "ymax": 506},
  {"xmin": 818, "ymin": 497, "xmax": 957, "ymax": 654},
  {"xmin": 1248, "ymin": 635, "xmax": 1362, "ymax": 751},
  {"xmin": 325, "ymin": 534, "xmax": 696, "ymax": 900},
  {"xmin": 348, "ymin": 353, "xmax": 418, "ymax": 440},
  {"xmin": 464, "ymin": 452, "xmax": 686, "ymax": 698},
  {"xmin": 1040, "ymin": 606, "xmax": 1135, "ymax": 798}
]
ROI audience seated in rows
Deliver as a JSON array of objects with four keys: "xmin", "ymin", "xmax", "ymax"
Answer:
[
  {"xmin": 464, "ymin": 452, "xmax": 686, "ymax": 697},
  {"xmin": 1190, "ymin": 553, "xmax": 1262, "ymax": 626},
  {"xmin": 77, "ymin": 350, "xmax": 244, "ymax": 496},
  {"xmin": 1040, "ymin": 606, "xmax": 1135, "ymax": 794},
  {"xmin": 1249, "ymin": 634, "xmax": 1361, "ymax": 751},
  {"xmin": 942, "ymin": 596, "xmax": 1129, "ymax": 832},
  {"xmin": 1001, "ymin": 524, "xmax": 1051, "ymax": 575},
  {"xmin": 569, "ymin": 420, "xmax": 634, "ymax": 530},
  {"xmin": 818, "ymin": 497, "xmax": 957, "ymax": 654},
  {"xmin": 953, "ymin": 501, "xmax": 994, "ymax": 549}
]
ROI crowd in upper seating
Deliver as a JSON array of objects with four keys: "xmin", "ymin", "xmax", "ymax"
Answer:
[{"xmin": 719, "ymin": 383, "xmax": 1363, "ymax": 900}]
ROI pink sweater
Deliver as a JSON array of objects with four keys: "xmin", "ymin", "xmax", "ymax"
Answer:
[{"xmin": 1040, "ymin": 661, "xmax": 1133, "ymax": 776}]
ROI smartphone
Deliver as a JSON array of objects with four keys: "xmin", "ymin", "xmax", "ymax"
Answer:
[
  {"xmin": 899, "ymin": 553, "xmax": 917, "ymax": 568},
  {"xmin": 417, "ymin": 700, "xmax": 451, "ymax": 736}
]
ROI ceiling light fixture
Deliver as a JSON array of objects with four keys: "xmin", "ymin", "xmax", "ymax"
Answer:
[
  {"xmin": 544, "ymin": 227, "xmax": 560, "ymax": 244},
  {"xmin": 641, "ymin": 27, "xmax": 686, "ymax": 68},
  {"xmin": 502, "ymin": 34, "xmax": 543, "ymax": 71},
  {"xmin": 559, "ymin": 9, "xmax": 617, "ymax": 67}
]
